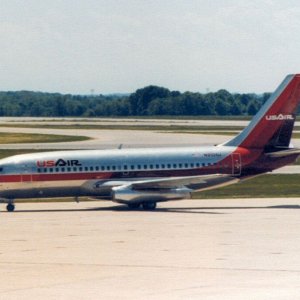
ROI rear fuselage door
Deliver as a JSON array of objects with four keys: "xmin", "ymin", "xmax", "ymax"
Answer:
[{"xmin": 231, "ymin": 153, "xmax": 241, "ymax": 175}]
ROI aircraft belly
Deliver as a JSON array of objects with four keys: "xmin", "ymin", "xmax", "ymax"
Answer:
[{"xmin": 0, "ymin": 179, "xmax": 98, "ymax": 199}]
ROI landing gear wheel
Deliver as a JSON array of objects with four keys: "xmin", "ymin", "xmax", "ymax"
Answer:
[
  {"xmin": 127, "ymin": 203, "xmax": 141, "ymax": 210},
  {"xmin": 142, "ymin": 202, "xmax": 157, "ymax": 210},
  {"xmin": 6, "ymin": 203, "xmax": 15, "ymax": 212}
]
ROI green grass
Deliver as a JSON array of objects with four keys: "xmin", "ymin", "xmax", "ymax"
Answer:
[
  {"xmin": 163, "ymin": 131, "xmax": 239, "ymax": 136},
  {"xmin": 0, "ymin": 123, "xmax": 246, "ymax": 131},
  {"xmin": 9, "ymin": 115, "xmax": 253, "ymax": 121},
  {"xmin": 193, "ymin": 174, "xmax": 300, "ymax": 199},
  {"xmin": 166, "ymin": 132, "xmax": 300, "ymax": 138},
  {"xmin": 0, "ymin": 132, "xmax": 89, "ymax": 144},
  {"xmin": 0, "ymin": 149, "xmax": 71, "ymax": 159}
]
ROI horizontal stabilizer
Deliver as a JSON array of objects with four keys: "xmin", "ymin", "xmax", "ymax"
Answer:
[{"xmin": 265, "ymin": 148, "xmax": 300, "ymax": 158}]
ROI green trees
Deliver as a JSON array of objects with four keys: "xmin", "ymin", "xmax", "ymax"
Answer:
[
  {"xmin": 129, "ymin": 86, "xmax": 171, "ymax": 115},
  {"xmin": 0, "ymin": 86, "xmax": 268, "ymax": 117}
]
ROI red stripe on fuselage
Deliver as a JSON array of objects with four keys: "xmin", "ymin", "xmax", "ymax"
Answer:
[{"xmin": 0, "ymin": 167, "xmax": 236, "ymax": 183}]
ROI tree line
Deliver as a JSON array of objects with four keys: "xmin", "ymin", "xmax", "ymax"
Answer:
[{"xmin": 0, "ymin": 86, "xmax": 272, "ymax": 117}]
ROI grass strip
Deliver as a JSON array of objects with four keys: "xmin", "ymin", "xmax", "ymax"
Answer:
[
  {"xmin": 0, "ymin": 123, "xmax": 245, "ymax": 131},
  {"xmin": 0, "ymin": 132, "xmax": 89, "ymax": 144}
]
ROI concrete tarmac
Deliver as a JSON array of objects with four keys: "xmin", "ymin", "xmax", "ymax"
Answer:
[{"xmin": 0, "ymin": 198, "xmax": 300, "ymax": 299}]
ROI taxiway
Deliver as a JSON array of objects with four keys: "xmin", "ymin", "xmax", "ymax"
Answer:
[{"xmin": 0, "ymin": 199, "xmax": 300, "ymax": 299}]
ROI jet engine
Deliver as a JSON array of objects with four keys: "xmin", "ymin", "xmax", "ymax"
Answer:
[{"xmin": 112, "ymin": 185, "xmax": 192, "ymax": 204}]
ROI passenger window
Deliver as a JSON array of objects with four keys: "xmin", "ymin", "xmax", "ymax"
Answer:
[
  {"xmin": 161, "ymin": 164, "xmax": 165, "ymax": 169},
  {"xmin": 43, "ymin": 168, "xmax": 47, "ymax": 173},
  {"xmin": 95, "ymin": 166, "xmax": 99, "ymax": 171},
  {"xmin": 185, "ymin": 163, "xmax": 188, "ymax": 168},
  {"xmin": 124, "ymin": 165, "xmax": 128, "ymax": 170},
  {"xmin": 61, "ymin": 168, "xmax": 65, "ymax": 172},
  {"xmin": 67, "ymin": 167, "xmax": 71, "ymax": 172},
  {"xmin": 90, "ymin": 167, "xmax": 94, "ymax": 171},
  {"xmin": 101, "ymin": 166, "xmax": 105, "ymax": 171},
  {"xmin": 49, "ymin": 168, "xmax": 53, "ymax": 173},
  {"xmin": 144, "ymin": 165, "xmax": 148, "ymax": 169},
  {"xmin": 55, "ymin": 168, "xmax": 59, "ymax": 172},
  {"xmin": 112, "ymin": 166, "xmax": 116, "ymax": 170},
  {"xmin": 173, "ymin": 164, "xmax": 177, "ymax": 168},
  {"xmin": 178, "ymin": 163, "xmax": 182, "ymax": 168},
  {"xmin": 107, "ymin": 166, "xmax": 110, "ymax": 171},
  {"xmin": 190, "ymin": 163, "xmax": 194, "ymax": 168},
  {"xmin": 150, "ymin": 164, "xmax": 153, "ymax": 169},
  {"xmin": 156, "ymin": 164, "xmax": 159, "ymax": 169},
  {"xmin": 73, "ymin": 167, "xmax": 77, "ymax": 172},
  {"xmin": 131, "ymin": 165, "xmax": 135, "ymax": 170},
  {"xmin": 167, "ymin": 164, "xmax": 171, "ymax": 168},
  {"xmin": 85, "ymin": 167, "xmax": 89, "ymax": 171}
]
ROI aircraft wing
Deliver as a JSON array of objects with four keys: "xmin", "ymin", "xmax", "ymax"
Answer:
[
  {"xmin": 130, "ymin": 174, "xmax": 239, "ymax": 192},
  {"xmin": 111, "ymin": 174, "xmax": 239, "ymax": 204}
]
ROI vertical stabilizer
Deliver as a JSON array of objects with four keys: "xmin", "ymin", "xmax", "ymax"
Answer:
[{"xmin": 224, "ymin": 74, "xmax": 300, "ymax": 149}]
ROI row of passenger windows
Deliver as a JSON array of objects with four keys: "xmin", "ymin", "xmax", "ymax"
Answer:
[{"xmin": 37, "ymin": 162, "xmax": 230, "ymax": 173}]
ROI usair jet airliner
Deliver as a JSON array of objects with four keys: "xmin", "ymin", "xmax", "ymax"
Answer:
[{"xmin": 1, "ymin": 74, "xmax": 300, "ymax": 211}]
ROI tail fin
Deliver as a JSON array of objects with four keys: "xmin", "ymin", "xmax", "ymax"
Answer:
[{"xmin": 225, "ymin": 74, "xmax": 300, "ymax": 150}]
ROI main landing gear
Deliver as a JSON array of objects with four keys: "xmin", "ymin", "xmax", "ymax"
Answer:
[
  {"xmin": 142, "ymin": 202, "xmax": 157, "ymax": 210},
  {"xmin": 127, "ymin": 202, "xmax": 157, "ymax": 210}
]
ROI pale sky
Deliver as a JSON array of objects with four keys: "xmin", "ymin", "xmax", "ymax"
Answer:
[{"xmin": 0, "ymin": 0, "xmax": 300, "ymax": 94}]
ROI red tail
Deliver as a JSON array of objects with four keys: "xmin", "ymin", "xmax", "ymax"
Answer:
[{"xmin": 225, "ymin": 74, "xmax": 300, "ymax": 149}]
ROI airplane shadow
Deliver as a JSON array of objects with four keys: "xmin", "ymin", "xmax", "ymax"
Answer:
[
  {"xmin": 7, "ymin": 204, "xmax": 300, "ymax": 215},
  {"xmin": 10, "ymin": 205, "xmax": 222, "ymax": 215}
]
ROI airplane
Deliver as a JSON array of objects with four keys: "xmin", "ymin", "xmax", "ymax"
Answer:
[{"xmin": 0, "ymin": 74, "xmax": 300, "ymax": 212}]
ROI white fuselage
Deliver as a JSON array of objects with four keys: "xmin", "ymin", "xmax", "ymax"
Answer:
[{"xmin": 0, "ymin": 145, "xmax": 238, "ymax": 200}]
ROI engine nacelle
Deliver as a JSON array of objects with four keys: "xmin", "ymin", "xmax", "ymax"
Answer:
[{"xmin": 112, "ymin": 185, "xmax": 192, "ymax": 203}]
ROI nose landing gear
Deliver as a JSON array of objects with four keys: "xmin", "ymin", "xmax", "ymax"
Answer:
[{"xmin": 6, "ymin": 202, "xmax": 15, "ymax": 212}]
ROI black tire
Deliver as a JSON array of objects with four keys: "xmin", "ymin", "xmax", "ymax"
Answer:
[
  {"xmin": 127, "ymin": 203, "xmax": 141, "ymax": 210},
  {"xmin": 142, "ymin": 202, "xmax": 157, "ymax": 210},
  {"xmin": 6, "ymin": 203, "xmax": 15, "ymax": 212}
]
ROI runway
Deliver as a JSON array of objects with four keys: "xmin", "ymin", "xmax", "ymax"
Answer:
[{"xmin": 0, "ymin": 199, "xmax": 300, "ymax": 299}]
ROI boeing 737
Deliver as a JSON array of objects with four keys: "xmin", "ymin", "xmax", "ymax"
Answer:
[{"xmin": 1, "ymin": 74, "xmax": 300, "ymax": 211}]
